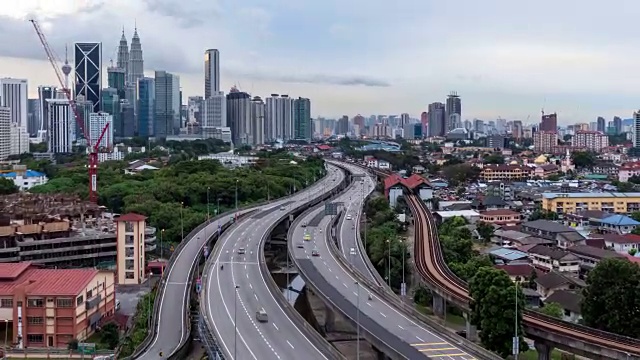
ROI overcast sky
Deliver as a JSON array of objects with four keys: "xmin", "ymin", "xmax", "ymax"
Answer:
[{"xmin": 2, "ymin": 0, "xmax": 640, "ymax": 123}]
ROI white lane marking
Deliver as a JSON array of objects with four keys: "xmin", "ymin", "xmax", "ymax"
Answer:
[
  {"xmin": 287, "ymin": 340, "xmax": 294, "ymax": 349},
  {"xmin": 379, "ymin": 312, "xmax": 387, "ymax": 318},
  {"xmin": 343, "ymin": 283, "xmax": 348, "ymax": 288},
  {"xmin": 416, "ymin": 336, "xmax": 424, "ymax": 342},
  {"xmin": 398, "ymin": 325, "xmax": 405, "ymax": 330},
  {"xmin": 273, "ymin": 323, "xmax": 279, "ymax": 330}
]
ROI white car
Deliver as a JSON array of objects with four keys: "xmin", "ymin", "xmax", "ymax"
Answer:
[
  {"xmin": 346, "ymin": 215, "xmax": 352, "ymax": 220},
  {"xmin": 349, "ymin": 247, "xmax": 356, "ymax": 256}
]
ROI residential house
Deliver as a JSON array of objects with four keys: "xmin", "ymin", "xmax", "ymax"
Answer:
[
  {"xmin": 618, "ymin": 161, "xmax": 640, "ymax": 182},
  {"xmin": 535, "ymin": 271, "xmax": 585, "ymax": 299},
  {"xmin": 566, "ymin": 245, "xmax": 625, "ymax": 273},
  {"xmin": 543, "ymin": 290, "xmax": 583, "ymax": 323},
  {"xmin": 591, "ymin": 162, "xmax": 619, "ymax": 179},
  {"xmin": 564, "ymin": 210, "xmax": 611, "ymax": 228},
  {"xmin": 601, "ymin": 233, "xmax": 640, "ymax": 255},
  {"xmin": 487, "ymin": 247, "xmax": 530, "ymax": 264},
  {"xmin": 471, "ymin": 196, "xmax": 509, "ymax": 211},
  {"xmin": 526, "ymin": 245, "xmax": 580, "ymax": 273},
  {"xmin": 412, "ymin": 165, "xmax": 425, "ymax": 174},
  {"xmin": 534, "ymin": 164, "xmax": 560, "ymax": 179},
  {"xmin": 495, "ymin": 264, "xmax": 543, "ymax": 283},
  {"xmin": 521, "ymin": 220, "xmax": 586, "ymax": 249},
  {"xmin": 479, "ymin": 209, "xmax": 522, "ymax": 226},
  {"xmin": 598, "ymin": 214, "xmax": 640, "ymax": 234}
]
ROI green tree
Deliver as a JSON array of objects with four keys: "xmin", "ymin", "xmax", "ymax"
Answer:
[
  {"xmin": 540, "ymin": 302, "xmax": 563, "ymax": 319},
  {"xmin": 0, "ymin": 177, "xmax": 18, "ymax": 195},
  {"xmin": 629, "ymin": 248, "xmax": 638, "ymax": 256},
  {"xmin": 571, "ymin": 151, "xmax": 596, "ymax": 169},
  {"xmin": 528, "ymin": 269, "xmax": 538, "ymax": 289},
  {"xmin": 475, "ymin": 221, "xmax": 494, "ymax": 244},
  {"xmin": 441, "ymin": 163, "xmax": 481, "ymax": 186},
  {"xmin": 484, "ymin": 154, "xmax": 505, "ymax": 164},
  {"xmin": 581, "ymin": 258, "xmax": 640, "ymax": 338},
  {"xmin": 100, "ymin": 323, "xmax": 120, "ymax": 349},
  {"xmin": 469, "ymin": 267, "xmax": 528, "ymax": 357}
]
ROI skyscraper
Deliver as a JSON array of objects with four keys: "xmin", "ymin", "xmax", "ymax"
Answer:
[
  {"xmin": 226, "ymin": 88, "xmax": 251, "ymax": 145},
  {"xmin": 137, "ymin": 77, "xmax": 155, "ymax": 137},
  {"xmin": 540, "ymin": 113, "xmax": 557, "ymax": 133},
  {"xmin": 154, "ymin": 71, "xmax": 180, "ymax": 138},
  {"xmin": 89, "ymin": 112, "xmax": 113, "ymax": 149},
  {"xmin": 445, "ymin": 92, "xmax": 461, "ymax": 132},
  {"xmin": 107, "ymin": 67, "xmax": 126, "ymax": 100},
  {"xmin": 116, "ymin": 29, "xmax": 129, "ymax": 80},
  {"xmin": 128, "ymin": 28, "xmax": 144, "ymax": 85},
  {"xmin": 0, "ymin": 78, "xmax": 28, "ymax": 127},
  {"xmin": 427, "ymin": 102, "xmax": 445, "ymax": 137},
  {"xmin": 74, "ymin": 43, "xmax": 102, "ymax": 113},
  {"xmin": 265, "ymin": 94, "xmax": 294, "ymax": 141},
  {"xmin": 293, "ymin": 97, "xmax": 311, "ymax": 141},
  {"xmin": 27, "ymin": 99, "xmax": 40, "ymax": 137},
  {"xmin": 250, "ymin": 96, "xmax": 265, "ymax": 145},
  {"xmin": 613, "ymin": 116, "xmax": 622, "ymax": 135},
  {"xmin": 0, "ymin": 108, "xmax": 10, "ymax": 160},
  {"xmin": 47, "ymin": 98, "xmax": 74, "ymax": 153},
  {"xmin": 596, "ymin": 116, "xmax": 605, "ymax": 133},
  {"xmin": 37, "ymin": 86, "xmax": 57, "ymax": 133},
  {"xmin": 202, "ymin": 91, "xmax": 226, "ymax": 138},
  {"xmin": 101, "ymin": 88, "xmax": 121, "ymax": 137},
  {"xmin": 205, "ymin": 49, "xmax": 220, "ymax": 98}
]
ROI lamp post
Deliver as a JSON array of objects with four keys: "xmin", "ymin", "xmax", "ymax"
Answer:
[
  {"xmin": 355, "ymin": 281, "xmax": 361, "ymax": 360},
  {"xmin": 386, "ymin": 239, "xmax": 391, "ymax": 288},
  {"xmin": 180, "ymin": 202, "xmax": 184, "ymax": 241},
  {"xmin": 514, "ymin": 282, "xmax": 519, "ymax": 360},
  {"xmin": 401, "ymin": 239, "xmax": 405, "ymax": 300},
  {"xmin": 160, "ymin": 229, "xmax": 165, "ymax": 259},
  {"xmin": 234, "ymin": 285, "xmax": 239, "ymax": 359},
  {"xmin": 207, "ymin": 186, "xmax": 210, "ymax": 220},
  {"xmin": 4, "ymin": 319, "xmax": 8, "ymax": 360},
  {"xmin": 235, "ymin": 179, "xmax": 239, "ymax": 211},
  {"xmin": 217, "ymin": 196, "xmax": 220, "ymax": 216}
]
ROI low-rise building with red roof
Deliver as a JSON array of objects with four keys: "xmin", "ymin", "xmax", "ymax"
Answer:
[
  {"xmin": 0, "ymin": 262, "xmax": 115, "ymax": 348},
  {"xmin": 480, "ymin": 209, "xmax": 522, "ymax": 226}
]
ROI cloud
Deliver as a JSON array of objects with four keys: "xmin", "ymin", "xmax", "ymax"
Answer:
[
  {"xmin": 142, "ymin": 0, "xmax": 223, "ymax": 28},
  {"xmin": 233, "ymin": 71, "xmax": 391, "ymax": 87}
]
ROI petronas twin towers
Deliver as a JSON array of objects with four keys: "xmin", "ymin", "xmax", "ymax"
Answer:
[{"xmin": 116, "ymin": 27, "xmax": 144, "ymax": 85}]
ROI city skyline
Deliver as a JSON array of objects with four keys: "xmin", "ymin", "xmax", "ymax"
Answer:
[{"xmin": 1, "ymin": 0, "xmax": 640, "ymax": 123}]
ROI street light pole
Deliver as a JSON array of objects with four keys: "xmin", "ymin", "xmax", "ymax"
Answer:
[
  {"xmin": 160, "ymin": 229, "xmax": 164, "ymax": 259},
  {"xmin": 387, "ymin": 239, "xmax": 391, "ymax": 288},
  {"xmin": 180, "ymin": 202, "xmax": 184, "ymax": 241},
  {"xmin": 234, "ymin": 285, "xmax": 239, "ymax": 359},
  {"xmin": 401, "ymin": 239, "xmax": 405, "ymax": 300},
  {"xmin": 514, "ymin": 282, "xmax": 519, "ymax": 360},
  {"xmin": 235, "ymin": 179, "xmax": 239, "ymax": 211},
  {"xmin": 355, "ymin": 281, "xmax": 361, "ymax": 360},
  {"xmin": 207, "ymin": 186, "xmax": 210, "ymax": 221},
  {"xmin": 4, "ymin": 319, "xmax": 8, "ymax": 360}
]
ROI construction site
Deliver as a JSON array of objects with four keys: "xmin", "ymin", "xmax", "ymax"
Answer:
[{"xmin": 0, "ymin": 193, "xmax": 157, "ymax": 268}]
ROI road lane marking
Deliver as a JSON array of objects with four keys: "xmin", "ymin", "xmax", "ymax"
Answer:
[
  {"xmin": 379, "ymin": 312, "xmax": 386, "ymax": 318},
  {"xmin": 273, "ymin": 323, "xmax": 279, "ymax": 330},
  {"xmin": 420, "ymin": 347, "xmax": 457, "ymax": 352},
  {"xmin": 398, "ymin": 325, "xmax": 404, "ymax": 330},
  {"xmin": 287, "ymin": 340, "xmax": 294, "ymax": 349},
  {"xmin": 427, "ymin": 354, "xmax": 467, "ymax": 358},
  {"xmin": 411, "ymin": 342, "xmax": 447, "ymax": 346},
  {"xmin": 415, "ymin": 336, "xmax": 425, "ymax": 342}
]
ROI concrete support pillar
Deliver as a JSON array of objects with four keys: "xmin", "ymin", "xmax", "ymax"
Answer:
[
  {"xmin": 432, "ymin": 293, "xmax": 445, "ymax": 316},
  {"xmin": 463, "ymin": 312, "xmax": 478, "ymax": 341},
  {"xmin": 534, "ymin": 340, "xmax": 553, "ymax": 360},
  {"xmin": 325, "ymin": 306, "xmax": 335, "ymax": 333}
]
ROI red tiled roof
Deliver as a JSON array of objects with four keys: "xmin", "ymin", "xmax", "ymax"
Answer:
[
  {"xmin": 600, "ymin": 233, "xmax": 640, "ymax": 245},
  {"xmin": 481, "ymin": 209, "xmax": 520, "ymax": 216},
  {"xmin": 0, "ymin": 262, "xmax": 31, "ymax": 280},
  {"xmin": 0, "ymin": 265, "xmax": 99, "ymax": 297},
  {"xmin": 404, "ymin": 174, "xmax": 428, "ymax": 190},
  {"xmin": 316, "ymin": 145, "xmax": 331, "ymax": 151},
  {"xmin": 115, "ymin": 213, "xmax": 147, "ymax": 222},
  {"xmin": 384, "ymin": 174, "xmax": 404, "ymax": 190}
]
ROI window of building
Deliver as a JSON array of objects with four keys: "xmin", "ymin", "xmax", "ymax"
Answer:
[
  {"xmin": 125, "ymin": 259, "xmax": 135, "ymax": 270},
  {"xmin": 27, "ymin": 299, "xmax": 44, "ymax": 308},
  {"xmin": 125, "ymin": 222, "xmax": 134, "ymax": 232},
  {"xmin": 125, "ymin": 235, "xmax": 134, "ymax": 244},
  {"xmin": 27, "ymin": 334, "xmax": 43, "ymax": 343},
  {"xmin": 76, "ymin": 295, "xmax": 84, "ymax": 306},
  {"xmin": 125, "ymin": 271, "xmax": 135, "ymax": 279},
  {"xmin": 56, "ymin": 298, "xmax": 73, "ymax": 308},
  {"xmin": 1, "ymin": 299, "xmax": 13, "ymax": 308},
  {"xmin": 86, "ymin": 289, "xmax": 93, "ymax": 299},
  {"xmin": 27, "ymin": 316, "xmax": 43, "ymax": 325},
  {"xmin": 125, "ymin": 247, "xmax": 134, "ymax": 257}
]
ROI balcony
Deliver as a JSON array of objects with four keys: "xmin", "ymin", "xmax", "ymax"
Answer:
[{"xmin": 85, "ymin": 294, "xmax": 101, "ymax": 310}]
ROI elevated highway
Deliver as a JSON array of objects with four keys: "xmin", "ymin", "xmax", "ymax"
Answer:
[
  {"xmin": 364, "ymin": 166, "xmax": 640, "ymax": 360},
  {"xmin": 201, "ymin": 165, "xmax": 347, "ymax": 360}
]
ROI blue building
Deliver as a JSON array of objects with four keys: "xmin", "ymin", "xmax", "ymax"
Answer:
[{"xmin": 137, "ymin": 77, "xmax": 155, "ymax": 137}]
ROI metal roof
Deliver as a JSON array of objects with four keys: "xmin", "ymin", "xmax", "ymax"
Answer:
[{"xmin": 542, "ymin": 192, "xmax": 640, "ymax": 199}]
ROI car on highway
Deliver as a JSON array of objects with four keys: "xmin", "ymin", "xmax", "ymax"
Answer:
[
  {"xmin": 279, "ymin": 206, "xmax": 286, "ymax": 211},
  {"xmin": 349, "ymin": 247, "xmax": 356, "ymax": 256},
  {"xmin": 296, "ymin": 242, "xmax": 304, "ymax": 249},
  {"xmin": 303, "ymin": 233, "xmax": 311, "ymax": 241},
  {"xmin": 311, "ymin": 249, "xmax": 320, "ymax": 257},
  {"xmin": 256, "ymin": 308, "xmax": 268, "ymax": 323},
  {"xmin": 237, "ymin": 248, "xmax": 246, "ymax": 254},
  {"xmin": 301, "ymin": 222, "xmax": 307, "ymax": 227},
  {"xmin": 346, "ymin": 215, "xmax": 352, "ymax": 220}
]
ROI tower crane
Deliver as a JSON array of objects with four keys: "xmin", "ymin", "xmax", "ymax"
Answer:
[{"xmin": 29, "ymin": 19, "xmax": 110, "ymax": 203}]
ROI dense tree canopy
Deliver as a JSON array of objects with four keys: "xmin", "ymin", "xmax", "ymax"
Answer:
[
  {"xmin": 441, "ymin": 164, "xmax": 481, "ymax": 186},
  {"xmin": 30, "ymin": 154, "xmax": 326, "ymax": 244},
  {"xmin": 0, "ymin": 177, "xmax": 18, "ymax": 195},
  {"xmin": 570, "ymin": 151, "xmax": 596, "ymax": 169},
  {"xmin": 581, "ymin": 258, "xmax": 640, "ymax": 338},
  {"xmin": 469, "ymin": 267, "xmax": 528, "ymax": 357},
  {"xmin": 540, "ymin": 302, "xmax": 563, "ymax": 319}
]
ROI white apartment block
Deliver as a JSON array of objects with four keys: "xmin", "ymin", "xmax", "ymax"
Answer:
[
  {"xmin": 47, "ymin": 99, "xmax": 75, "ymax": 153},
  {"xmin": 265, "ymin": 94, "xmax": 294, "ymax": 142},
  {"xmin": 0, "ymin": 78, "xmax": 28, "ymax": 128},
  {"xmin": 9, "ymin": 124, "xmax": 28, "ymax": 155},
  {"xmin": 573, "ymin": 130, "xmax": 608, "ymax": 152},
  {"xmin": 89, "ymin": 112, "xmax": 113, "ymax": 149},
  {"xmin": 0, "ymin": 107, "xmax": 10, "ymax": 160},
  {"xmin": 533, "ymin": 131, "xmax": 558, "ymax": 153}
]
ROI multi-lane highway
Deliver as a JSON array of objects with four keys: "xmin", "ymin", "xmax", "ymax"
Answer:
[
  {"xmin": 290, "ymin": 166, "xmax": 478, "ymax": 360},
  {"xmin": 137, "ymin": 209, "xmax": 252, "ymax": 359},
  {"xmin": 202, "ymin": 165, "xmax": 345, "ymax": 360}
]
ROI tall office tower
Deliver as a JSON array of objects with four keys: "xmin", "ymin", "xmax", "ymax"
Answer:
[
  {"xmin": 47, "ymin": 99, "xmax": 74, "ymax": 153},
  {"xmin": 10, "ymin": 124, "xmax": 29, "ymax": 155},
  {"xmin": 596, "ymin": 117, "xmax": 606, "ymax": 132},
  {"xmin": 116, "ymin": 30, "xmax": 129, "ymax": 80},
  {"xmin": 101, "ymin": 88, "xmax": 122, "ymax": 137},
  {"xmin": 0, "ymin": 108, "xmax": 10, "ymax": 159},
  {"xmin": 540, "ymin": 113, "xmax": 558, "ymax": 133},
  {"xmin": 337, "ymin": 115, "xmax": 349, "ymax": 135},
  {"xmin": 512, "ymin": 120, "xmax": 523, "ymax": 139},
  {"xmin": 107, "ymin": 67, "xmax": 126, "ymax": 100},
  {"xmin": 445, "ymin": 91, "xmax": 461, "ymax": 132},
  {"xmin": 293, "ymin": 97, "xmax": 311, "ymax": 141},
  {"xmin": 137, "ymin": 77, "xmax": 155, "ymax": 137},
  {"xmin": 427, "ymin": 102, "xmax": 445, "ymax": 137},
  {"xmin": 202, "ymin": 91, "xmax": 226, "ymax": 138},
  {"xmin": 154, "ymin": 71, "xmax": 180, "ymax": 138},
  {"xmin": 121, "ymin": 103, "xmax": 135, "ymax": 137},
  {"xmin": 420, "ymin": 111, "xmax": 428, "ymax": 135},
  {"xmin": 0, "ymin": 78, "xmax": 28, "ymax": 127},
  {"xmin": 74, "ymin": 43, "xmax": 102, "ymax": 113},
  {"xmin": 474, "ymin": 119, "xmax": 485, "ymax": 133},
  {"xmin": 204, "ymin": 49, "xmax": 220, "ymax": 98},
  {"xmin": 250, "ymin": 96, "xmax": 265, "ymax": 145},
  {"xmin": 634, "ymin": 111, "xmax": 640, "ymax": 148},
  {"xmin": 353, "ymin": 114, "xmax": 365, "ymax": 136},
  {"xmin": 187, "ymin": 96, "xmax": 203, "ymax": 123},
  {"xmin": 495, "ymin": 118, "xmax": 507, "ymax": 134},
  {"xmin": 281, "ymin": 95, "xmax": 294, "ymax": 140},
  {"xmin": 37, "ymin": 86, "xmax": 57, "ymax": 133},
  {"xmin": 128, "ymin": 27, "xmax": 144, "ymax": 85},
  {"xmin": 74, "ymin": 95, "xmax": 94, "ymax": 141},
  {"xmin": 399, "ymin": 113, "xmax": 410, "ymax": 128},
  {"xmin": 27, "ymin": 99, "xmax": 40, "ymax": 137},
  {"xmin": 613, "ymin": 116, "xmax": 622, "ymax": 135},
  {"xmin": 89, "ymin": 112, "xmax": 113, "ymax": 148},
  {"xmin": 226, "ymin": 88, "xmax": 251, "ymax": 145}
]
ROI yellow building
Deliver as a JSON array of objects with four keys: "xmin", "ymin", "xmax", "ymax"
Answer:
[
  {"xmin": 115, "ymin": 213, "xmax": 148, "ymax": 285},
  {"xmin": 541, "ymin": 192, "xmax": 640, "ymax": 215}
]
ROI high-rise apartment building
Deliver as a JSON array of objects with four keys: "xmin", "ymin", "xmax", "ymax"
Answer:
[
  {"xmin": 101, "ymin": 88, "xmax": 121, "ymax": 138},
  {"xmin": 512, "ymin": 120, "xmax": 523, "ymax": 139},
  {"xmin": 427, "ymin": 102, "xmax": 445, "ymax": 137},
  {"xmin": 137, "ymin": 77, "xmax": 155, "ymax": 137},
  {"xmin": 10, "ymin": 124, "xmax": 29, "ymax": 155},
  {"xmin": 89, "ymin": 112, "xmax": 113, "ymax": 149},
  {"xmin": 205, "ymin": 49, "xmax": 220, "ymax": 98},
  {"xmin": 336, "ymin": 115, "xmax": 349, "ymax": 135},
  {"xmin": 596, "ymin": 117, "xmax": 605, "ymax": 133},
  {"xmin": 0, "ymin": 78, "xmax": 28, "ymax": 128},
  {"xmin": 250, "ymin": 96, "xmax": 265, "ymax": 145},
  {"xmin": 37, "ymin": 86, "xmax": 57, "ymax": 133},
  {"xmin": 187, "ymin": 96, "xmax": 203, "ymax": 124},
  {"xmin": 27, "ymin": 99, "xmax": 40, "ymax": 137},
  {"xmin": 420, "ymin": 111, "xmax": 428, "ymax": 135},
  {"xmin": 74, "ymin": 43, "xmax": 102, "ymax": 113},
  {"xmin": 154, "ymin": 71, "xmax": 180, "ymax": 138},
  {"xmin": 633, "ymin": 111, "xmax": 640, "ymax": 148},
  {"xmin": 293, "ymin": 97, "xmax": 311, "ymax": 141},
  {"xmin": 445, "ymin": 92, "xmax": 461, "ymax": 132},
  {"xmin": 47, "ymin": 99, "xmax": 74, "ymax": 153},
  {"xmin": 0, "ymin": 108, "xmax": 10, "ymax": 160},
  {"xmin": 265, "ymin": 94, "xmax": 294, "ymax": 141},
  {"xmin": 226, "ymin": 88, "xmax": 251, "ymax": 145},
  {"xmin": 533, "ymin": 131, "xmax": 558, "ymax": 153},
  {"xmin": 202, "ymin": 91, "xmax": 226, "ymax": 138},
  {"xmin": 573, "ymin": 130, "xmax": 608, "ymax": 152},
  {"xmin": 540, "ymin": 113, "xmax": 557, "ymax": 133},
  {"xmin": 353, "ymin": 114, "xmax": 365, "ymax": 136}
]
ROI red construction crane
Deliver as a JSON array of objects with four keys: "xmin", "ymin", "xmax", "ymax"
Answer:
[{"xmin": 29, "ymin": 19, "xmax": 110, "ymax": 203}]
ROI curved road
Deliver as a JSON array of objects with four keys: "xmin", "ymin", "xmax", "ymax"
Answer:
[
  {"xmin": 290, "ymin": 167, "xmax": 477, "ymax": 360},
  {"xmin": 203, "ymin": 165, "xmax": 345, "ymax": 360}
]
